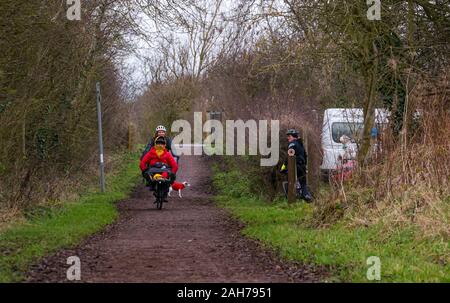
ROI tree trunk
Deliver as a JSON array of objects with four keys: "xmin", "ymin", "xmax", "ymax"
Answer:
[{"xmin": 358, "ymin": 42, "xmax": 379, "ymax": 165}]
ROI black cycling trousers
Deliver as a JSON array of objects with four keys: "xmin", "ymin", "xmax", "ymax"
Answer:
[
  {"xmin": 142, "ymin": 171, "xmax": 151, "ymax": 183},
  {"xmin": 297, "ymin": 165, "xmax": 307, "ymax": 188}
]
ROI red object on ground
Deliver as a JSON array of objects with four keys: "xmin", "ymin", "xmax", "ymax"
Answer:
[
  {"xmin": 332, "ymin": 160, "xmax": 357, "ymax": 183},
  {"xmin": 139, "ymin": 147, "xmax": 178, "ymax": 173},
  {"xmin": 171, "ymin": 182, "xmax": 186, "ymax": 191}
]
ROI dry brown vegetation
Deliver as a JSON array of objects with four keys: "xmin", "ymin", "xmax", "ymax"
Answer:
[
  {"xmin": 0, "ymin": 0, "xmax": 139, "ymax": 219},
  {"xmin": 314, "ymin": 75, "xmax": 450, "ymax": 240},
  {"xmin": 1, "ymin": 0, "xmax": 449, "ymax": 240},
  {"xmin": 132, "ymin": 0, "xmax": 449, "ymax": 240}
]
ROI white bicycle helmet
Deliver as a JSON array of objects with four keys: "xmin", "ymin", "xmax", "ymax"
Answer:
[{"xmin": 155, "ymin": 125, "xmax": 167, "ymax": 133}]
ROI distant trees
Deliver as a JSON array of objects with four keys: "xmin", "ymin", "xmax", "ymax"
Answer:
[
  {"xmin": 2, "ymin": 0, "xmax": 447, "ymax": 211},
  {"xmin": 132, "ymin": 0, "xmax": 448, "ymax": 202},
  {"xmin": 0, "ymin": 0, "xmax": 139, "ymax": 209},
  {"xmin": 253, "ymin": 0, "xmax": 450, "ymax": 164},
  {"xmin": 134, "ymin": 0, "xmax": 245, "ymax": 138}
]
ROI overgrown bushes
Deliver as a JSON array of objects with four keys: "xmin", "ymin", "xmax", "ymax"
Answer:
[
  {"xmin": 316, "ymin": 91, "xmax": 450, "ymax": 240},
  {"xmin": 212, "ymin": 155, "xmax": 449, "ymax": 282},
  {"xmin": 0, "ymin": 1, "xmax": 135, "ymax": 215},
  {"xmin": 0, "ymin": 151, "xmax": 140, "ymax": 282}
]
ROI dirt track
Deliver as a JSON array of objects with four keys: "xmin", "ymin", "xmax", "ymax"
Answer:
[{"xmin": 27, "ymin": 156, "xmax": 322, "ymax": 282}]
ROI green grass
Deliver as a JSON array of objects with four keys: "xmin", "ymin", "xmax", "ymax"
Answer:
[
  {"xmin": 212, "ymin": 166, "xmax": 450, "ymax": 282},
  {"xmin": 0, "ymin": 151, "xmax": 141, "ymax": 282}
]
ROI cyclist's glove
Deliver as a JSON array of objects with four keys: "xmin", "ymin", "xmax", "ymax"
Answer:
[{"xmin": 169, "ymin": 172, "xmax": 176, "ymax": 183}]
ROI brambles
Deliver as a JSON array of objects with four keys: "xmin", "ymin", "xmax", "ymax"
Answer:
[{"xmin": 0, "ymin": 0, "xmax": 136, "ymax": 213}]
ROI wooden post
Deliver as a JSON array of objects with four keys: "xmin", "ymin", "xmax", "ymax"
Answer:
[{"xmin": 287, "ymin": 148, "xmax": 297, "ymax": 203}]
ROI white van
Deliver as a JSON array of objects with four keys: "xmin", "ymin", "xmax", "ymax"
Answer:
[{"xmin": 320, "ymin": 108, "xmax": 389, "ymax": 175}]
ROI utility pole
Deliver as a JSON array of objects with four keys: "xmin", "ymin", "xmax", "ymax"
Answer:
[{"xmin": 96, "ymin": 82, "xmax": 106, "ymax": 192}]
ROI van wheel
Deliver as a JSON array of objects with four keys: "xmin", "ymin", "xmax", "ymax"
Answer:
[{"xmin": 320, "ymin": 170, "xmax": 330, "ymax": 183}]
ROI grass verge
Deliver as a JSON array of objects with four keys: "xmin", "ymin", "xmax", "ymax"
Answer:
[
  {"xmin": 0, "ymin": 151, "xmax": 140, "ymax": 282},
  {"xmin": 212, "ymin": 164, "xmax": 450, "ymax": 282}
]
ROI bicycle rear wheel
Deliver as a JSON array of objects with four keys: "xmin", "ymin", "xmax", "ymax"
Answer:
[
  {"xmin": 156, "ymin": 198, "xmax": 163, "ymax": 210},
  {"xmin": 155, "ymin": 183, "xmax": 164, "ymax": 210}
]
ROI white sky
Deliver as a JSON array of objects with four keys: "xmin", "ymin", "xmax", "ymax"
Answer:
[{"xmin": 120, "ymin": 0, "xmax": 253, "ymax": 97}]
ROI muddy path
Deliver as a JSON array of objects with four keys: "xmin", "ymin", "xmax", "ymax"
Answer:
[{"xmin": 27, "ymin": 156, "xmax": 322, "ymax": 282}]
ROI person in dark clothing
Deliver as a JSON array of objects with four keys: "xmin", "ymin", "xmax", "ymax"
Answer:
[{"xmin": 281, "ymin": 129, "xmax": 313, "ymax": 202}]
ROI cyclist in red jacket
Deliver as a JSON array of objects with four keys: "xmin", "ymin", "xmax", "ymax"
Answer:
[{"xmin": 140, "ymin": 136, "xmax": 178, "ymax": 185}]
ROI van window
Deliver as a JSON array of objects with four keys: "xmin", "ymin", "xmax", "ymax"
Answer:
[{"xmin": 332, "ymin": 122, "xmax": 364, "ymax": 143}]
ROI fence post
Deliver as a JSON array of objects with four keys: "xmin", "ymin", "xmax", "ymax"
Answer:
[
  {"xmin": 96, "ymin": 82, "xmax": 106, "ymax": 193},
  {"xmin": 287, "ymin": 148, "xmax": 297, "ymax": 203}
]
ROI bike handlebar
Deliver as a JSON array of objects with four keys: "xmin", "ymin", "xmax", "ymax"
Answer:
[{"xmin": 147, "ymin": 167, "xmax": 172, "ymax": 174}]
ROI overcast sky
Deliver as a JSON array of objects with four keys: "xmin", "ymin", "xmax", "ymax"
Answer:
[{"xmin": 120, "ymin": 0, "xmax": 249, "ymax": 98}]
